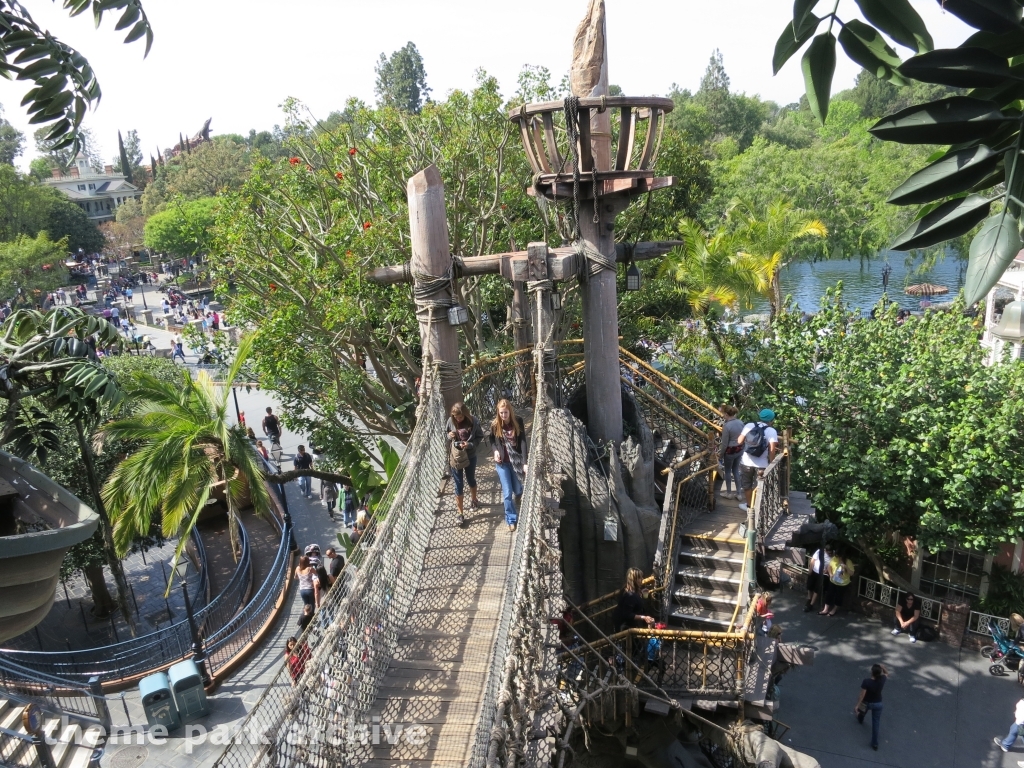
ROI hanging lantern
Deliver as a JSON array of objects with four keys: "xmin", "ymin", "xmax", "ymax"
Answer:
[
  {"xmin": 626, "ymin": 262, "xmax": 641, "ymax": 292},
  {"xmin": 993, "ymin": 300, "xmax": 1024, "ymax": 343},
  {"xmin": 551, "ymin": 289, "xmax": 562, "ymax": 311},
  {"xmin": 447, "ymin": 304, "xmax": 469, "ymax": 326}
]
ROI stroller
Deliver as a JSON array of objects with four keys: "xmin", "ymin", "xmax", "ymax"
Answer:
[{"xmin": 982, "ymin": 617, "xmax": 1024, "ymax": 681}]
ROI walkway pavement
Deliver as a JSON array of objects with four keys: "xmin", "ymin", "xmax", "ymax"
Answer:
[
  {"xmin": 771, "ymin": 586, "xmax": 1024, "ymax": 768},
  {"xmin": 2, "ymin": 535, "xmax": 204, "ymax": 653}
]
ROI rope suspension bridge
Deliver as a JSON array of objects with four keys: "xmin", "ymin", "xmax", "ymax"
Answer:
[{"xmin": 210, "ymin": 342, "xmax": 795, "ymax": 768}]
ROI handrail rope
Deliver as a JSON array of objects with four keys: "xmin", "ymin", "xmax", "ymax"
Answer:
[
  {"xmin": 726, "ymin": 544, "xmax": 748, "ymax": 635},
  {"xmin": 618, "ymin": 346, "xmax": 723, "ymax": 428},
  {"xmin": 628, "ymin": 365, "xmax": 723, "ymax": 435},
  {"xmin": 625, "ymin": 379, "xmax": 714, "ymax": 442}
]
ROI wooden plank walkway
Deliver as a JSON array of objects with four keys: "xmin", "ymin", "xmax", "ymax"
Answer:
[{"xmin": 353, "ymin": 449, "xmax": 514, "ymax": 767}]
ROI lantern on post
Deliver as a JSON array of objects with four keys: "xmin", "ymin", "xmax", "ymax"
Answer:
[
  {"xmin": 625, "ymin": 262, "xmax": 641, "ymax": 292},
  {"xmin": 447, "ymin": 304, "xmax": 469, "ymax": 326},
  {"xmin": 551, "ymin": 288, "xmax": 562, "ymax": 311}
]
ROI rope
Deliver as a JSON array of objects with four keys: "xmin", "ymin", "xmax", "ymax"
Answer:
[
  {"xmin": 574, "ymin": 240, "xmax": 616, "ymax": 280},
  {"xmin": 563, "ymin": 96, "xmax": 583, "ymax": 243}
]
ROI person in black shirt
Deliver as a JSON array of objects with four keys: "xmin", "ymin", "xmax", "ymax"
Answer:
[
  {"xmin": 611, "ymin": 568, "xmax": 656, "ymax": 632},
  {"xmin": 294, "ymin": 445, "xmax": 314, "ymax": 498},
  {"xmin": 891, "ymin": 593, "xmax": 921, "ymax": 642},
  {"xmin": 262, "ymin": 407, "xmax": 282, "ymax": 442},
  {"xmin": 855, "ymin": 663, "xmax": 888, "ymax": 751},
  {"xmin": 326, "ymin": 547, "xmax": 345, "ymax": 585},
  {"xmin": 297, "ymin": 604, "xmax": 314, "ymax": 632}
]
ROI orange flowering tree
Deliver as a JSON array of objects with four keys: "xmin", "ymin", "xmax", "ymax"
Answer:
[{"xmin": 210, "ymin": 74, "xmax": 539, "ymax": 460}]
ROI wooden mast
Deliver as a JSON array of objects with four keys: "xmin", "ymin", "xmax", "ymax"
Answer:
[
  {"xmin": 408, "ymin": 165, "xmax": 463, "ymax": 410},
  {"xmin": 573, "ymin": 0, "xmax": 623, "ymax": 447}
]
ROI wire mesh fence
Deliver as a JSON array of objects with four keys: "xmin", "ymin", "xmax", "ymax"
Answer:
[{"xmin": 753, "ymin": 454, "xmax": 787, "ymax": 541}]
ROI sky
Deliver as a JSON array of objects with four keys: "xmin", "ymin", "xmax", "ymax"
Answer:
[{"xmin": 0, "ymin": 0, "xmax": 978, "ymax": 171}]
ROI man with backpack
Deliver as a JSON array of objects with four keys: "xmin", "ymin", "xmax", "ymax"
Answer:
[{"xmin": 736, "ymin": 408, "xmax": 779, "ymax": 513}]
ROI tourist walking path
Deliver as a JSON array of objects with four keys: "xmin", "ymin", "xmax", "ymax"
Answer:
[{"xmin": 770, "ymin": 587, "xmax": 1024, "ymax": 768}]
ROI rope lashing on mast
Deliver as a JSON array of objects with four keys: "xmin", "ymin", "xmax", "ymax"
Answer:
[{"xmin": 563, "ymin": 95, "xmax": 616, "ymax": 282}]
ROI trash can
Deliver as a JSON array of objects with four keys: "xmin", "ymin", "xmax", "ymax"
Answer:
[
  {"xmin": 139, "ymin": 672, "xmax": 180, "ymax": 731},
  {"xmin": 168, "ymin": 660, "xmax": 209, "ymax": 721}
]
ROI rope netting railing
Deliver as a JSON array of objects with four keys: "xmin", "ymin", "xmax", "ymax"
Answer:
[
  {"xmin": 753, "ymin": 451, "xmax": 788, "ymax": 541},
  {"xmin": 212, "ymin": 379, "xmax": 447, "ymax": 768},
  {"xmin": 472, "ymin": 391, "xmax": 563, "ymax": 768}
]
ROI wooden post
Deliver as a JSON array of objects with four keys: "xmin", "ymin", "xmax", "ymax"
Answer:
[
  {"xmin": 408, "ymin": 165, "xmax": 463, "ymax": 410},
  {"xmin": 528, "ymin": 242, "xmax": 557, "ymax": 404},
  {"xmin": 573, "ymin": 0, "xmax": 622, "ymax": 446}
]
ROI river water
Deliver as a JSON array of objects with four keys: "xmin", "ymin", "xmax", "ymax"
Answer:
[{"xmin": 748, "ymin": 253, "xmax": 966, "ymax": 316}]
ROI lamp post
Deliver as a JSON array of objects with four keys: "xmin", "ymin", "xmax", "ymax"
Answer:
[
  {"xmin": 174, "ymin": 559, "xmax": 210, "ymax": 686},
  {"xmin": 232, "ymin": 387, "xmax": 241, "ymax": 424}
]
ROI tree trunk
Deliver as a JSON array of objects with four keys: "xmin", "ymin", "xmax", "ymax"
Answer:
[
  {"xmin": 770, "ymin": 270, "xmax": 782, "ymax": 322},
  {"xmin": 82, "ymin": 564, "xmax": 116, "ymax": 617},
  {"xmin": 227, "ymin": 493, "xmax": 241, "ymax": 562},
  {"xmin": 74, "ymin": 418, "xmax": 137, "ymax": 634}
]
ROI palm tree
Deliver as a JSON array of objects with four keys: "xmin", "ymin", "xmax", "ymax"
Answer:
[
  {"xmin": 99, "ymin": 335, "xmax": 271, "ymax": 589},
  {"xmin": 660, "ymin": 218, "xmax": 757, "ymax": 361},
  {"xmin": 728, "ymin": 198, "xmax": 828, "ymax": 320}
]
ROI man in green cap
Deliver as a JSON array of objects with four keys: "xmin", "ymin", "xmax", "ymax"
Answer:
[{"xmin": 736, "ymin": 408, "xmax": 779, "ymax": 512}]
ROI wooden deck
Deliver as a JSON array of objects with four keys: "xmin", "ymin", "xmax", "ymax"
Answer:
[{"xmin": 354, "ymin": 452, "xmax": 514, "ymax": 767}]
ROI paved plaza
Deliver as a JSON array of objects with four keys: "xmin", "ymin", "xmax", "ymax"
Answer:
[{"xmin": 770, "ymin": 586, "xmax": 1024, "ymax": 768}]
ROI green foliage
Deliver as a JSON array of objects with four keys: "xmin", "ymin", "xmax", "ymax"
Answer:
[
  {"xmin": 977, "ymin": 563, "xmax": 1024, "ymax": 618},
  {"xmin": 211, "ymin": 74, "xmax": 539, "ymax": 448},
  {"xmin": 0, "ymin": 105, "xmax": 24, "ymax": 165},
  {"xmin": 0, "ymin": 1, "xmax": 153, "ymax": 151},
  {"xmin": 100, "ymin": 336, "xmax": 272, "ymax": 585},
  {"xmin": 712, "ymin": 133, "xmax": 935, "ymax": 260},
  {"xmin": 114, "ymin": 128, "xmax": 145, "ymax": 185},
  {"xmin": 374, "ymin": 42, "xmax": 430, "ymax": 114},
  {"xmin": 778, "ymin": 0, "xmax": 1024, "ymax": 306},
  {"xmin": 34, "ymin": 126, "xmax": 100, "ymax": 175},
  {"xmin": 0, "ymin": 232, "xmax": 68, "ymax": 299},
  {"xmin": 665, "ymin": 289, "xmax": 1024, "ymax": 556},
  {"xmin": 141, "ymin": 138, "xmax": 250, "ymax": 214},
  {"xmin": 45, "ymin": 192, "xmax": 104, "ymax": 253},
  {"xmin": 143, "ymin": 196, "xmax": 217, "ymax": 257}
]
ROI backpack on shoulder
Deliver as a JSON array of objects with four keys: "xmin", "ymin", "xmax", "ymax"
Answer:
[{"xmin": 744, "ymin": 423, "xmax": 769, "ymax": 458}]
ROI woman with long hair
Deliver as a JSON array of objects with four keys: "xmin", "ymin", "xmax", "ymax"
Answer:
[
  {"xmin": 490, "ymin": 398, "xmax": 527, "ymax": 532},
  {"xmin": 855, "ymin": 663, "xmax": 888, "ymax": 751},
  {"xmin": 295, "ymin": 555, "xmax": 316, "ymax": 608},
  {"xmin": 446, "ymin": 401, "xmax": 483, "ymax": 525},
  {"xmin": 612, "ymin": 568, "xmax": 655, "ymax": 632}
]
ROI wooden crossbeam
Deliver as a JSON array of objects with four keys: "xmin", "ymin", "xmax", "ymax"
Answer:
[{"xmin": 367, "ymin": 240, "xmax": 682, "ymax": 285}]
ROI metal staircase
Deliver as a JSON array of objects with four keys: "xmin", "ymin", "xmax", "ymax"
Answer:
[{"xmin": 0, "ymin": 691, "xmax": 102, "ymax": 768}]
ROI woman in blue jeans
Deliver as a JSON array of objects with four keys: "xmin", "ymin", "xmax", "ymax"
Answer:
[
  {"xmin": 446, "ymin": 402, "xmax": 483, "ymax": 526},
  {"xmin": 855, "ymin": 663, "xmax": 888, "ymax": 751},
  {"xmin": 489, "ymin": 399, "xmax": 527, "ymax": 532}
]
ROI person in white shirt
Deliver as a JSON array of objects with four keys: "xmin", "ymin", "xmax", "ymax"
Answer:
[
  {"xmin": 995, "ymin": 698, "xmax": 1024, "ymax": 754},
  {"xmin": 735, "ymin": 408, "xmax": 779, "ymax": 512}
]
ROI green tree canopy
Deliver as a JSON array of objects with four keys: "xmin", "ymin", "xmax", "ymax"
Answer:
[
  {"xmin": 0, "ymin": 105, "xmax": 24, "ymax": 165},
  {"xmin": 144, "ymin": 196, "xmax": 217, "ymax": 257},
  {"xmin": 0, "ymin": 232, "xmax": 68, "ymax": 300},
  {"xmin": 46, "ymin": 193, "xmax": 104, "ymax": 253},
  {"xmin": 374, "ymin": 41, "xmax": 430, "ymax": 114},
  {"xmin": 114, "ymin": 128, "xmax": 145, "ymax": 186},
  {"xmin": 142, "ymin": 137, "xmax": 250, "ymax": 214}
]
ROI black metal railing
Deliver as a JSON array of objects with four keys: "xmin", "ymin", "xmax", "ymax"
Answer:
[{"xmin": 0, "ymin": 524, "xmax": 248, "ymax": 684}]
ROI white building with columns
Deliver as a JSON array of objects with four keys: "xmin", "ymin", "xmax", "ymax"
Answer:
[{"xmin": 42, "ymin": 152, "xmax": 142, "ymax": 224}]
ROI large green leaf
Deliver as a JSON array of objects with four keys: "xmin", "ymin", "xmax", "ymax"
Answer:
[
  {"xmin": 793, "ymin": 0, "xmax": 819, "ymax": 29},
  {"xmin": 854, "ymin": 0, "xmax": 933, "ymax": 53},
  {"xmin": 869, "ymin": 96, "xmax": 1010, "ymax": 144},
  {"xmin": 941, "ymin": 0, "xmax": 1023, "ymax": 34},
  {"xmin": 888, "ymin": 145, "xmax": 1000, "ymax": 204},
  {"xmin": 964, "ymin": 28, "xmax": 1024, "ymax": 59},
  {"xmin": 898, "ymin": 47, "xmax": 1015, "ymax": 88},
  {"xmin": 774, "ymin": 12, "xmax": 820, "ymax": 74},
  {"xmin": 802, "ymin": 32, "xmax": 836, "ymax": 124},
  {"xmin": 890, "ymin": 194, "xmax": 992, "ymax": 250},
  {"xmin": 838, "ymin": 20, "xmax": 908, "ymax": 86},
  {"xmin": 964, "ymin": 211, "xmax": 1023, "ymax": 304}
]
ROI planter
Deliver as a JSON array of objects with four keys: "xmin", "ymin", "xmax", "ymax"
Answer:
[{"xmin": 0, "ymin": 451, "xmax": 99, "ymax": 643}]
